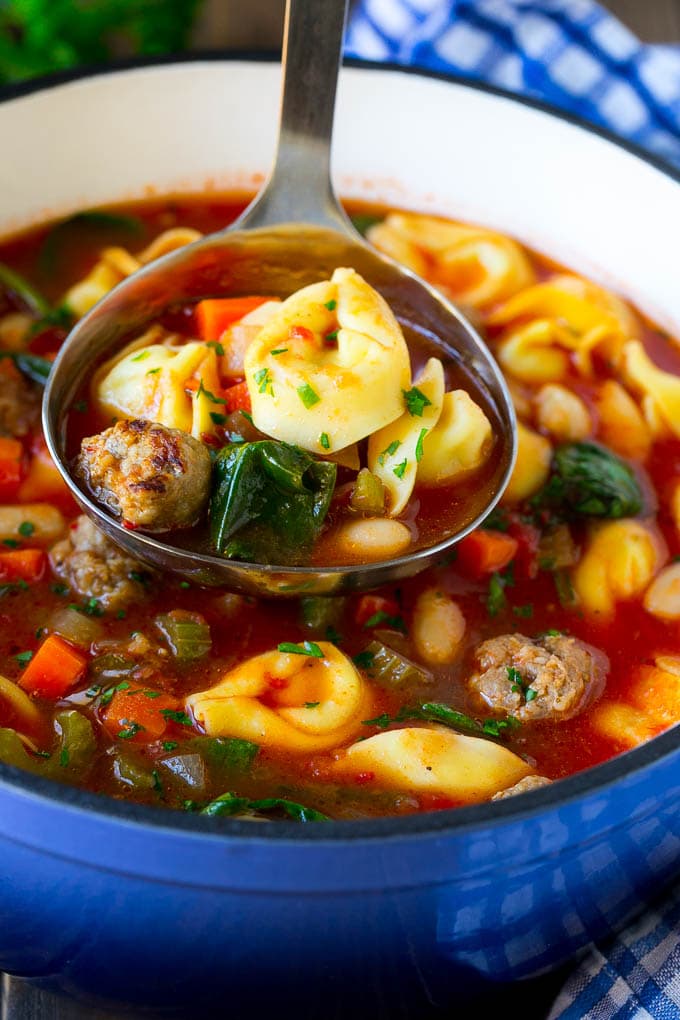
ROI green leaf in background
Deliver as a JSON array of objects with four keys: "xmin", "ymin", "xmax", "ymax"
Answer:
[{"xmin": 0, "ymin": 0, "xmax": 201, "ymax": 85}]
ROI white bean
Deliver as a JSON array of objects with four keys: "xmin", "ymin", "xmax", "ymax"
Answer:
[
  {"xmin": 334, "ymin": 518, "xmax": 411, "ymax": 562},
  {"xmin": 0, "ymin": 503, "xmax": 65, "ymax": 545},
  {"xmin": 412, "ymin": 588, "xmax": 466, "ymax": 665},
  {"xmin": 644, "ymin": 562, "xmax": 680, "ymax": 620}
]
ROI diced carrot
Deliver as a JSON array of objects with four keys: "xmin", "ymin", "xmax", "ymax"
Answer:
[
  {"xmin": 354, "ymin": 594, "xmax": 401, "ymax": 628},
  {"xmin": 223, "ymin": 380, "xmax": 252, "ymax": 414},
  {"xmin": 0, "ymin": 549, "xmax": 46, "ymax": 583},
  {"xmin": 17, "ymin": 437, "xmax": 77, "ymax": 512},
  {"xmin": 101, "ymin": 688, "xmax": 180, "ymax": 744},
  {"xmin": 19, "ymin": 634, "xmax": 87, "ymax": 699},
  {"xmin": 196, "ymin": 297, "xmax": 272, "ymax": 341},
  {"xmin": 0, "ymin": 438, "xmax": 24, "ymax": 501},
  {"xmin": 457, "ymin": 530, "xmax": 518, "ymax": 577}
]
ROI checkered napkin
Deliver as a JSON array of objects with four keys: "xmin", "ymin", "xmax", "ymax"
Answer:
[
  {"xmin": 346, "ymin": 0, "xmax": 680, "ymax": 167},
  {"xmin": 345, "ymin": 3, "xmax": 680, "ymax": 1017}
]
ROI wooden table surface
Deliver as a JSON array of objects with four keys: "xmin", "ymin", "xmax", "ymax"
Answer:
[{"xmin": 194, "ymin": 0, "xmax": 680, "ymax": 49}]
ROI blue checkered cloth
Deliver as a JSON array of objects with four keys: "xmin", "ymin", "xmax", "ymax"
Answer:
[
  {"xmin": 346, "ymin": 0, "xmax": 680, "ymax": 167},
  {"xmin": 346, "ymin": 3, "xmax": 680, "ymax": 1017}
]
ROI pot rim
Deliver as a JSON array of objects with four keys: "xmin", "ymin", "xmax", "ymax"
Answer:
[{"xmin": 0, "ymin": 53, "xmax": 678, "ymax": 845}]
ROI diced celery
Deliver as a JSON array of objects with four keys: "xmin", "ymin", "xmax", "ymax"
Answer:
[
  {"xmin": 51, "ymin": 710, "xmax": 96, "ymax": 777},
  {"xmin": 350, "ymin": 469, "xmax": 385, "ymax": 515},
  {"xmin": 356, "ymin": 640, "xmax": 430, "ymax": 688},
  {"xmin": 156, "ymin": 611, "xmax": 212, "ymax": 660},
  {"xmin": 299, "ymin": 596, "xmax": 346, "ymax": 635}
]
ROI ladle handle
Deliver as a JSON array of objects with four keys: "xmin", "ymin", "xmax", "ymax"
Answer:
[{"xmin": 237, "ymin": 0, "xmax": 352, "ymax": 232}]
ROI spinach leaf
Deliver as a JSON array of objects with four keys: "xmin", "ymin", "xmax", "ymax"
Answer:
[
  {"xmin": 0, "ymin": 262, "xmax": 51, "ymax": 315},
  {"xmin": 350, "ymin": 214, "xmax": 383, "ymax": 236},
  {"xmin": 191, "ymin": 737, "xmax": 259, "ymax": 774},
  {"xmin": 201, "ymin": 791, "xmax": 329, "ymax": 822},
  {"xmin": 39, "ymin": 211, "xmax": 143, "ymax": 274},
  {"xmin": 210, "ymin": 441, "xmax": 336, "ymax": 565},
  {"xmin": 13, "ymin": 353, "xmax": 52, "ymax": 385},
  {"xmin": 362, "ymin": 701, "xmax": 520, "ymax": 740},
  {"xmin": 534, "ymin": 442, "xmax": 643, "ymax": 520}
]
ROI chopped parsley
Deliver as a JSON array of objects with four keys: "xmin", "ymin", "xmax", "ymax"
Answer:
[
  {"xmin": 159, "ymin": 709, "xmax": 193, "ymax": 727},
  {"xmin": 270, "ymin": 347, "xmax": 288, "ymax": 356},
  {"xmin": 117, "ymin": 720, "xmax": 145, "ymax": 740},
  {"xmin": 254, "ymin": 368, "xmax": 274, "ymax": 395},
  {"xmin": 324, "ymin": 329, "xmax": 338, "ymax": 344},
  {"xmin": 152, "ymin": 770, "xmax": 163, "ymax": 794},
  {"xmin": 297, "ymin": 382, "xmax": 320, "ymax": 408},
  {"xmin": 130, "ymin": 350, "xmax": 150, "ymax": 362},
  {"xmin": 353, "ymin": 650, "xmax": 375, "ymax": 669},
  {"xmin": 513, "ymin": 604, "xmax": 534, "ymax": 619},
  {"xmin": 415, "ymin": 428, "xmax": 427, "ymax": 463},
  {"xmin": 162, "ymin": 741, "xmax": 178, "ymax": 752},
  {"xmin": 179, "ymin": 581, "xmax": 191, "ymax": 590},
  {"xmin": 486, "ymin": 573, "xmax": 506, "ymax": 617},
  {"xmin": 197, "ymin": 379, "xmax": 227, "ymax": 404},
  {"xmin": 277, "ymin": 641, "xmax": 324, "ymax": 658},
  {"xmin": 305, "ymin": 702, "xmax": 320, "ymax": 709},
  {"xmin": 393, "ymin": 459, "xmax": 408, "ymax": 479},
  {"xmin": 319, "ymin": 432, "xmax": 330, "ymax": 450},
  {"xmin": 2, "ymin": 539, "xmax": 19, "ymax": 548},
  {"xmin": 403, "ymin": 386, "xmax": 432, "ymax": 417},
  {"xmin": 59, "ymin": 748, "xmax": 70, "ymax": 768},
  {"xmin": 324, "ymin": 299, "xmax": 337, "ymax": 311},
  {"xmin": 50, "ymin": 582, "xmax": 68, "ymax": 595},
  {"xmin": 206, "ymin": 341, "xmax": 225, "ymax": 356},
  {"xmin": 146, "ymin": 367, "xmax": 161, "ymax": 375},
  {"xmin": 507, "ymin": 665, "xmax": 537, "ymax": 704},
  {"xmin": 73, "ymin": 400, "xmax": 88, "ymax": 413},
  {"xmin": 15, "ymin": 651, "xmax": 33, "ymax": 665},
  {"xmin": 363, "ymin": 610, "xmax": 406, "ymax": 633},
  {"xmin": 362, "ymin": 713, "xmax": 391, "ymax": 729},
  {"xmin": 240, "ymin": 410, "xmax": 254, "ymax": 425},
  {"xmin": 210, "ymin": 412, "xmax": 228, "ymax": 425},
  {"xmin": 18, "ymin": 521, "xmax": 35, "ymax": 537},
  {"xmin": 116, "ymin": 609, "xmax": 126, "ymax": 620},
  {"xmin": 378, "ymin": 439, "xmax": 401, "ymax": 466}
]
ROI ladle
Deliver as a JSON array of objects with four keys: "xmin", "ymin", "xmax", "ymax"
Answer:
[{"xmin": 44, "ymin": 0, "xmax": 517, "ymax": 597}]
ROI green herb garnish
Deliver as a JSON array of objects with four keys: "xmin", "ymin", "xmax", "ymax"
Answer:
[
  {"xmin": 297, "ymin": 382, "xmax": 320, "ymax": 408},
  {"xmin": 277, "ymin": 641, "xmax": 324, "ymax": 658},
  {"xmin": 403, "ymin": 386, "xmax": 432, "ymax": 417}
]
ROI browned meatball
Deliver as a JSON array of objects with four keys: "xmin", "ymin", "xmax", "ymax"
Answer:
[
  {"xmin": 50, "ymin": 515, "xmax": 151, "ymax": 611},
  {"xmin": 0, "ymin": 370, "xmax": 39, "ymax": 437},
  {"xmin": 75, "ymin": 419, "xmax": 211, "ymax": 532},
  {"xmin": 492, "ymin": 775, "xmax": 552, "ymax": 801},
  {"xmin": 468, "ymin": 632, "xmax": 607, "ymax": 722}
]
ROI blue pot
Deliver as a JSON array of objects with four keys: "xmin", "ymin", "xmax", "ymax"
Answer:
[
  {"xmin": 1, "ymin": 58, "xmax": 679, "ymax": 1015},
  {"xmin": 0, "ymin": 725, "xmax": 677, "ymax": 1014}
]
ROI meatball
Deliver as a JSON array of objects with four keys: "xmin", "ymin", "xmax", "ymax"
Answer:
[
  {"xmin": 0, "ymin": 369, "xmax": 39, "ymax": 437},
  {"xmin": 75, "ymin": 419, "xmax": 211, "ymax": 532},
  {"xmin": 50, "ymin": 515, "xmax": 151, "ymax": 611},
  {"xmin": 492, "ymin": 775, "xmax": 552, "ymax": 801},
  {"xmin": 468, "ymin": 632, "xmax": 608, "ymax": 722}
]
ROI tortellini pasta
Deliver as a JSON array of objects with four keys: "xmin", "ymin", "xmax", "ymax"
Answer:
[
  {"xmin": 571, "ymin": 519, "xmax": 665, "ymax": 619},
  {"xmin": 62, "ymin": 228, "xmax": 202, "ymax": 318},
  {"xmin": 94, "ymin": 327, "xmax": 222, "ymax": 440},
  {"xmin": 416, "ymin": 389, "xmax": 493, "ymax": 487},
  {"xmin": 367, "ymin": 213, "xmax": 535, "ymax": 308},
  {"xmin": 367, "ymin": 357, "xmax": 445, "ymax": 515},
  {"xmin": 490, "ymin": 274, "xmax": 638, "ymax": 379},
  {"xmin": 594, "ymin": 379, "xmax": 651, "ymax": 461},
  {"xmin": 185, "ymin": 642, "xmax": 371, "ymax": 753},
  {"xmin": 502, "ymin": 422, "xmax": 552, "ymax": 504},
  {"xmin": 622, "ymin": 340, "xmax": 680, "ymax": 440},
  {"xmin": 331, "ymin": 726, "xmax": 532, "ymax": 802},
  {"xmin": 244, "ymin": 267, "xmax": 411, "ymax": 454}
]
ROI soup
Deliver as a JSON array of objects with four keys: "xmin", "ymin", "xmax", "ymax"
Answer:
[{"xmin": 0, "ymin": 195, "xmax": 678, "ymax": 822}]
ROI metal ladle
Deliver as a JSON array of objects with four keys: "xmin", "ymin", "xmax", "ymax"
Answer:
[{"xmin": 43, "ymin": 0, "xmax": 517, "ymax": 597}]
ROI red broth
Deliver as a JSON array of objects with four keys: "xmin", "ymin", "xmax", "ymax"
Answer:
[{"xmin": 0, "ymin": 195, "xmax": 676, "ymax": 821}]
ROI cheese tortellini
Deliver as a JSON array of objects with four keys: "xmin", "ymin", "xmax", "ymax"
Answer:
[
  {"xmin": 594, "ymin": 379, "xmax": 651, "ymax": 461},
  {"xmin": 244, "ymin": 267, "xmax": 411, "ymax": 454},
  {"xmin": 185, "ymin": 642, "xmax": 371, "ymax": 753},
  {"xmin": 490, "ymin": 275, "xmax": 638, "ymax": 380},
  {"xmin": 331, "ymin": 726, "xmax": 532, "ymax": 802},
  {"xmin": 94, "ymin": 328, "xmax": 223, "ymax": 441},
  {"xmin": 62, "ymin": 228, "xmax": 202, "ymax": 318},
  {"xmin": 571, "ymin": 519, "xmax": 666, "ymax": 619},
  {"xmin": 367, "ymin": 213, "xmax": 535, "ymax": 308},
  {"xmin": 367, "ymin": 357, "xmax": 445, "ymax": 515},
  {"xmin": 502, "ymin": 422, "xmax": 552, "ymax": 504},
  {"xmin": 622, "ymin": 340, "xmax": 680, "ymax": 441}
]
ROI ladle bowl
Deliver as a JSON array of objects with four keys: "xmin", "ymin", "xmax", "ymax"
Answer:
[{"xmin": 43, "ymin": 0, "xmax": 517, "ymax": 597}]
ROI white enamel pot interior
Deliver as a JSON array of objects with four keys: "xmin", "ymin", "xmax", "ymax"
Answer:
[{"xmin": 0, "ymin": 59, "xmax": 678, "ymax": 337}]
